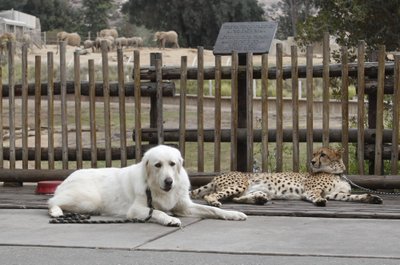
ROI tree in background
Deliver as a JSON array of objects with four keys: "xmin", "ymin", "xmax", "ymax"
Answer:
[
  {"xmin": 21, "ymin": 0, "xmax": 81, "ymax": 33},
  {"xmin": 122, "ymin": 0, "xmax": 265, "ymax": 48},
  {"xmin": 296, "ymin": 0, "xmax": 400, "ymax": 52},
  {"xmin": 0, "ymin": 0, "xmax": 28, "ymax": 11},
  {"xmin": 82, "ymin": 0, "xmax": 115, "ymax": 39},
  {"xmin": 264, "ymin": 0, "xmax": 317, "ymax": 40}
]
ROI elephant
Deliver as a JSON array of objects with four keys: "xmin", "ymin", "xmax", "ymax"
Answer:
[
  {"xmin": 83, "ymin": 39, "xmax": 95, "ymax": 52},
  {"xmin": 56, "ymin": 31, "xmax": 81, "ymax": 53},
  {"xmin": 154, "ymin": 31, "xmax": 179, "ymax": 49},
  {"xmin": 94, "ymin": 36, "xmax": 114, "ymax": 52},
  {"xmin": 115, "ymin": 37, "xmax": 128, "ymax": 49},
  {"xmin": 127, "ymin": 37, "xmax": 143, "ymax": 48},
  {"xmin": 99, "ymin": 28, "xmax": 118, "ymax": 39}
]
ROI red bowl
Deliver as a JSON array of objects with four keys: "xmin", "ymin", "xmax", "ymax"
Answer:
[{"xmin": 35, "ymin": 181, "xmax": 63, "ymax": 195}]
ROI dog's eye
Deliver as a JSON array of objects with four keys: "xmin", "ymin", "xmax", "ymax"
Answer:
[
  {"xmin": 169, "ymin": 161, "xmax": 176, "ymax": 166},
  {"xmin": 155, "ymin": 162, "xmax": 162, "ymax": 168}
]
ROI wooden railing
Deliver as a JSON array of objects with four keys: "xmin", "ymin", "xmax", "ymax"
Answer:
[{"xmin": 0, "ymin": 37, "xmax": 399, "ymax": 188}]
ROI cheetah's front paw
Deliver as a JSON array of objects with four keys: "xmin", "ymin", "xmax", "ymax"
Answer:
[{"xmin": 313, "ymin": 198, "xmax": 326, "ymax": 207}]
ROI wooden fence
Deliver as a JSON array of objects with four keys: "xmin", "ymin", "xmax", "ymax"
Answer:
[{"xmin": 0, "ymin": 36, "xmax": 399, "ymax": 189}]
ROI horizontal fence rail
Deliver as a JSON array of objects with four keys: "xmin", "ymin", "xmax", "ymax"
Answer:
[{"xmin": 0, "ymin": 36, "xmax": 399, "ymax": 188}]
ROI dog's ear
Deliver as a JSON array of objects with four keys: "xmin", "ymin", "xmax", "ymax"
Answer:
[
  {"xmin": 177, "ymin": 157, "xmax": 184, "ymax": 174},
  {"xmin": 141, "ymin": 157, "xmax": 150, "ymax": 177}
]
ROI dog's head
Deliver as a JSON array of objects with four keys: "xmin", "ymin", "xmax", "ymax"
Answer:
[{"xmin": 142, "ymin": 145, "xmax": 184, "ymax": 192}]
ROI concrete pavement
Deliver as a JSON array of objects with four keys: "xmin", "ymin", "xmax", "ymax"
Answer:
[{"xmin": 0, "ymin": 209, "xmax": 399, "ymax": 265}]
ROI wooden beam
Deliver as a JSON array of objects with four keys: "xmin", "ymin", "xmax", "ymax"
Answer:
[
  {"xmin": 1, "ymin": 81, "xmax": 175, "ymax": 97},
  {"xmin": 138, "ymin": 61, "xmax": 395, "ymax": 80}
]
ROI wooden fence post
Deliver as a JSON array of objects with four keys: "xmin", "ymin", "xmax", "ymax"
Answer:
[
  {"xmin": 261, "ymin": 53, "xmax": 269, "ymax": 172},
  {"xmin": 155, "ymin": 57, "xmax": 164, "ymax": 144},
  {"xmin": 74, "ymin": 51, "xmax": 82, "ymax": 169},
  {"xmin": 291, "ymin": 46, "xmax": 299, "ymax": 172},
  {"xmin": 275, "ymin": 43, "xmax": 283, "ymax": 172},
  {"xmin": 392, "ymin": 55, "xmax": 400, "ymax": 174},
  {"xmin": 22, "ymin": 44, "xmax": 29, "ymax": 169},
  {"xmin": 179, "ymin": 56, "xmax": 188, "ymax": 160},
  {"xmin": 133, "ymin": 50, "xmax": 142, "ymax": 162},
  {"xmin": 230, "ymin": 51, "xmax": 238, "ymax": 171},
  {"xmin": 246, "ymin": 52, "xmax": 254, "ymax": 172},
  {"xmin": 197, "ymin": 47, "xmax": 204, "ymax": 172},
  {"xmin": 214, "ymin": 55, "xmax": 221, "ymax": 172},
  {"xmin": 341, "ymin": 46, "xmax": 349, "ymax": 172},
  {"xmin": 47, "ymin": 51, "xmax": 55, "ymax": 169},
  {"xmin": 374, "ymin": 45, "xmax": 385, "ymax": 175},
  {"xmin": 101, "ymin": 40, "xmax": 112, "ymax": 167},
  {"xmin": 357, "ymin": 41, "xmax": 365, "ymax": 175},
  {"xmin": 7, "ymin": 41, "xmax": 16, "ymax": 171},
  {"xmin": 60, "ymin": 41, "xmax": 68, "ymax": 169},
  {"xmin": 117, "ymin": 48, "xmax": 127, "ymax": 167},
  {"xmin": 322, "ymin": 32, "xmax": 330, "ymax": 147},
  {"xmin": 34, "ymin": 55, "xmax": 42, "ymax": 169},
  {"xmin": 306, "ymin": 45, "xmax": 314, "ymax": 171},
  {"xmin": 88, "ymin": 59, "xmax": 97, "ymax": 167}
]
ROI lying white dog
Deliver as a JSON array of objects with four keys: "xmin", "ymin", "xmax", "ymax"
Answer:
[{"xmin": 48, "ymin": 145, "xmax": 247, "ymax": 226}]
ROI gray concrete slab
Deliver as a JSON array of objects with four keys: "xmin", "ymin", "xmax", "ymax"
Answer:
[
  {"xmin": 1, "ymin": 209, "xmax": 400, "ymax": 265},
  {"xmin": 0, "ymin": 209, "xmax": 198, "ymax": 249},
  {"xmin": 1, "ymin": 246, "xmax": 400, "ymax": 265},
  {"xmin": 140, "ymin": 216, "xmax": 400, "ymax": 259}
]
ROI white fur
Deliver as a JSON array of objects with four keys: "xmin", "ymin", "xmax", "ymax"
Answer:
[{"xmin": 48, "ymin": 145, "xmax": 247, "ymax": 226}]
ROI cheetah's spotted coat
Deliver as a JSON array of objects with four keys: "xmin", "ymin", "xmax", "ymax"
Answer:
[{"xmin": 190, "ymin": 147, "xmax": 383, "ymax": 207}]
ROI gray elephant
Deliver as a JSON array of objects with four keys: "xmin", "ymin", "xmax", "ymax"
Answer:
[
  {"xmin": 83, "ymin": 39, "xmax": 95, "ymax": 52},
  {"xmin": 154, "ymin": 31, "xmax": 179, "ymax": 49},
  {"xmin": 127, "ymin": 37, "xmax": 143, "ymax": 48},
  {"xmin": 115, "ymin": 37, "xmax": 128, "ymax": 49},
  {"xmin": 99, "ymin": 28, "xmax": 118, "ymax": 39},
  {"xmin": 94, "ymin": 36, "xmax": 114, "ymax": 52},
  {"xmin": 57, "ymin": 31, "xmax": 81, "ymax": 53}
]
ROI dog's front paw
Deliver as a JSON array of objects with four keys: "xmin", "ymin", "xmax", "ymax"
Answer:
[
  {"xmin": 166, "ymin": 216, "xmax": 182, "ymax": 227},
  {"xmin": 224, "ymin": 210, "xmax": 247, "ymax": 221}
]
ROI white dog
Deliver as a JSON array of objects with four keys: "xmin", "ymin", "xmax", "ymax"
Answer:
[{"xmin": 48, "ymin": 145, "xmax": 247, "ymax": 226}]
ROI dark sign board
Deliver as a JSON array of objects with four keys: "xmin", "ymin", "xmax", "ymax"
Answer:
[{"xmin": 213, "ymin": 22, "xmax": 277, "ymax": 55}]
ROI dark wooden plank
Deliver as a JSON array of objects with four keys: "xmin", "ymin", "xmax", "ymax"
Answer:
[
  {"xmin": 357, "ymin": 41, "xmax": 365, "ymax": 174},
  {"xmin": 322, "ymin": 32, "xmax": 330, "ymax": 146}
]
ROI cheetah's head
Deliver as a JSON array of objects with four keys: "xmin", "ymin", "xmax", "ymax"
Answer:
[{"xmin": 310, "ymin": 147, "xmax": 345, "ymax": 174}]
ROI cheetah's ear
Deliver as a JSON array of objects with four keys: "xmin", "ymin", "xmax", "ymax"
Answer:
[{"xmin": 333, "ymin": 146, "xmax": 344, "ymax": 157}]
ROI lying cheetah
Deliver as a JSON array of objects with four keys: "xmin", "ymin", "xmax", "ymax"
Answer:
[{"xmin": 190, "ymin": 147, "xmax": 383, "ymax": 207}]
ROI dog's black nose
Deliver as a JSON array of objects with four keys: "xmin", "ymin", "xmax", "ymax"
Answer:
[{"xmin": 164, "ymin": 177, "xmax": 173, "ymax": 187}]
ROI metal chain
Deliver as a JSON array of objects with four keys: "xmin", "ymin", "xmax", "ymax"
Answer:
[
  {"xmin": 49, "ymin": 212, "xmax": 150, "ymax": 224},
  {"xmin": 341, "ymin": 174, "xmax": 400, "ymax": 196}
]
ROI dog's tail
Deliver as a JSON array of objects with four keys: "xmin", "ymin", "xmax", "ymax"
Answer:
[{"xmin": 190, "ymin": 182, "xmax": 216, "ymax": 199}]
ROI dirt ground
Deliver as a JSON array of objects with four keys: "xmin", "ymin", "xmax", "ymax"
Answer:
[
  {"xmin": 28, "ymin": 44, "xmax": 218, "ymax": 67},
  {"xmin": 27, "ymin": 44, "xmax": 311, "ymax": 67}
]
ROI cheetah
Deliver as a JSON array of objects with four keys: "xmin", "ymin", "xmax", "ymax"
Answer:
[{"xmin": 190, "ymin": 147, "xmax": 383, "ymax": 207}]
